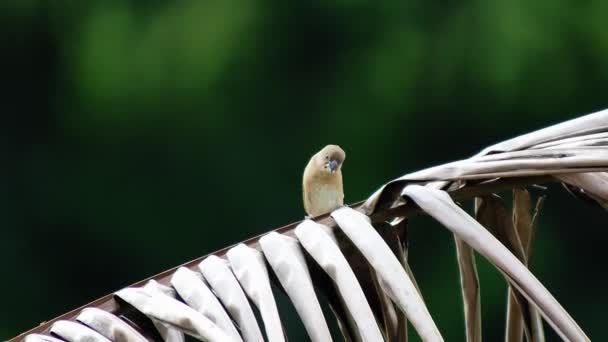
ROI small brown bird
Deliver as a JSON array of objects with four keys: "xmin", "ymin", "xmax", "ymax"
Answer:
[{"xmin": 303, "ymin": 144, "xmax": 346, "ymax": 217}]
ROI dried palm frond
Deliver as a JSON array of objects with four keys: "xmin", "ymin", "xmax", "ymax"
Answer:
[{"xmin": 14, "ymin": 108, "xmax": 608, "ymax": 342}]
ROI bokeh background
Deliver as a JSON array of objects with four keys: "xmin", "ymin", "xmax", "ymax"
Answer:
[{"xmin": 2, "ymin": 0, "xmax": 608, "ymax": 340}]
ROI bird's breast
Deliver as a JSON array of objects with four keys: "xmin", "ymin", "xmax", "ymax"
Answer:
[{"xmin": 309, "ymin": 183, "xmax": 343, "ymax": 216}]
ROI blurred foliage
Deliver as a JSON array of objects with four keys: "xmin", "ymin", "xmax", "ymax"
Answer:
[{"xmin": 2, "ymin": 0, "xmax": 608, "ymax": 340}]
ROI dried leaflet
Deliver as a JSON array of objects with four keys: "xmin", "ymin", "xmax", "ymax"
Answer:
[
  {"xmin": 402, "ymin": 185, "xmax": 588, "ymax": 342},
  {"xmin": 454, "ymin": 235, "xmax": 481, "ymax": 342},
  {"xmin": 295, "ymin": 220, "xmax": 384, "ymax": 342},
  {"xmin": 476, "ymin": 194, "xmax": 533, "ymax": 341},
  {"xmin": 513, "ymin": 189, "xmax": 546, "ymax": 342},
  {"xmin": 227, "ymin": 244, "xmax": 285, "ymax": 342},
  {"xmin": 375, "ymin": 220, "xmax": 411, "ymax": 342},
  {"xmin": 332, "ymin": 207, "xmax": 443, "ymax": 341},
  {"xmin": 259, "ymin": 233, "xmax": 333, "ymax": 342},
  {"xmin": 332, "ymin": 227, "xmax": 395, "ymax": 340}
]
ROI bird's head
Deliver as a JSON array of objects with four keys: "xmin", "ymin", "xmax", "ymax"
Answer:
[{"xmin": 314, "ymin": 144, "xmax": 346, "ymax": 174}]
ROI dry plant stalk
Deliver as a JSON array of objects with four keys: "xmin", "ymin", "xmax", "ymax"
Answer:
[{"xmin": 15, "ymin": 109, "xmax": 608, "ymax": 342}]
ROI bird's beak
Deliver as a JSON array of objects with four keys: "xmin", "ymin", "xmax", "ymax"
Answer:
[{"xmin": 328, "ymin": 160, "xmax": 339, "ymax": 173}]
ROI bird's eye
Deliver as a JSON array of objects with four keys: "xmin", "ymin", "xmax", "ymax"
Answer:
[{"xmin": 325, "ymin": 156, "xmax": 329, "ymax": 160}]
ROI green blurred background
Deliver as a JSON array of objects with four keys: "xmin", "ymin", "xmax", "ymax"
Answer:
[{"xmin": 2, "ymin": 0, "xmax": 608, "ymax": 340}]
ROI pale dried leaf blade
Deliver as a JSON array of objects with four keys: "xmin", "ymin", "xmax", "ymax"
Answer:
[
  {"xmin": 378, "ymin": 220, "xmax": 422, "ymax": 299},
  {"xmin": 513, "ymin": 188, "xmax": 547, "ymax": 342},
  {"xmin": 332, "ymin": 207, "xmax": 443, "ymax": 342},
  {"xmin": 510, "ymin": 290, "xmax": 534, "ymax": 342},
  {"xmin": 297, "ymin": 230, "xmax": 361, "ymax": 341},
  {"xmin": 142, "ymin": 280, "xmax": 186, "ymax": 342},
  {"xmin": 375, "ymin": 220, "xmax": 420, "ymax": 293},
  {"xmin": 24, "ymin": 334, "xmax": 64, "ymax": 342},
  {"xmin": 50, "ymin": 320, "xmax": 112, "ymax": 342},
  {"xmin": 521, "ymin": 194, "xmax": 545, "ymax": 259},
  {"xmin": 534, "ymin": 132, "xmax": 608, "ymax": 149},
  {"xmin": 295, "ymin": 220, "xmax": 385, "ymax": 342},
  {"xmin": 370, "ymin": 270, "xmax": 400, "ymax": 341},
  {"xmin": 513, "ymin": 188, "xmax": 533, "ymax": 254},
  {"xmin": 227, "ymin": 244, "xmax": 285, "ymax": 342},
  {"xmin": 306, "ymin": 259, "xmax": 360, "ymax": 342},
  {"xmin": 511, "ymin": 189, "xmax": 535, "ymax": 342},
  {"xmin": 402, "ymin": 185, "xmax": 589, "ymax": 342},
  {"xmin": 398, "ymin": 147, "xmax": 608, "ymax": 182},
  {"xmin": 362, "ymin": 108, "xmax": 608, "ymax": 214},
  {"xmin": 454, "ymin": 237, "xmax": 482, "ymax": 342},
  {"xmin": 259, "ymin": 232, "xmax": 333, "ymax": 342},
  {"xmin": 527, "ymin": 194, "xmax": 547, "ymax": 342},
  {"xmin": 529, "ymin": 306, "xmax": 546, "ymax": 342},
  {"xmin": 170, "ymin": 267, "xmax": 243, "ymax": 342},
  {"xmin": 76, "ymin": 307, "xmax": 148, "ymax": 342},
  {"xmin": 476, "ymin": 195, "xmax": 526, "ymax": 263},
  {"xmin": 476, "ymin": 194, "xmax": 533, "ymax": 341},
  {"xmin": 556, "ymin": 172, "xmax": 608, "ymax": 209},
  {"xmin": 505, "ymin": 289, "xmax": 524, "ymax": 342},
  {"xmin": 332, "ymin": 227, "xmax": 394, "ymax": 340},
  {"xmin": 114, "ymin": 287, "xmax": 237, "ymax": 342},
  {"xmin": 198, "ymin": 256, "xmax": 265, "ymax": 342},
  {"xmin": 375, "ymin": 221, "xmax": 412, "ymax": 342},
  {"xmin": 329, "ymin": 299, "xmax": 358, "ymax": 342},
  {"xmin": 478, "ymin": 108, "xmax": 608, "ymax": 154}
]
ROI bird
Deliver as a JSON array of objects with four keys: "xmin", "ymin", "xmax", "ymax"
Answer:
[{"xmin": 303, "ymin": 144, "xmax": 346, "ymax": 217}]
